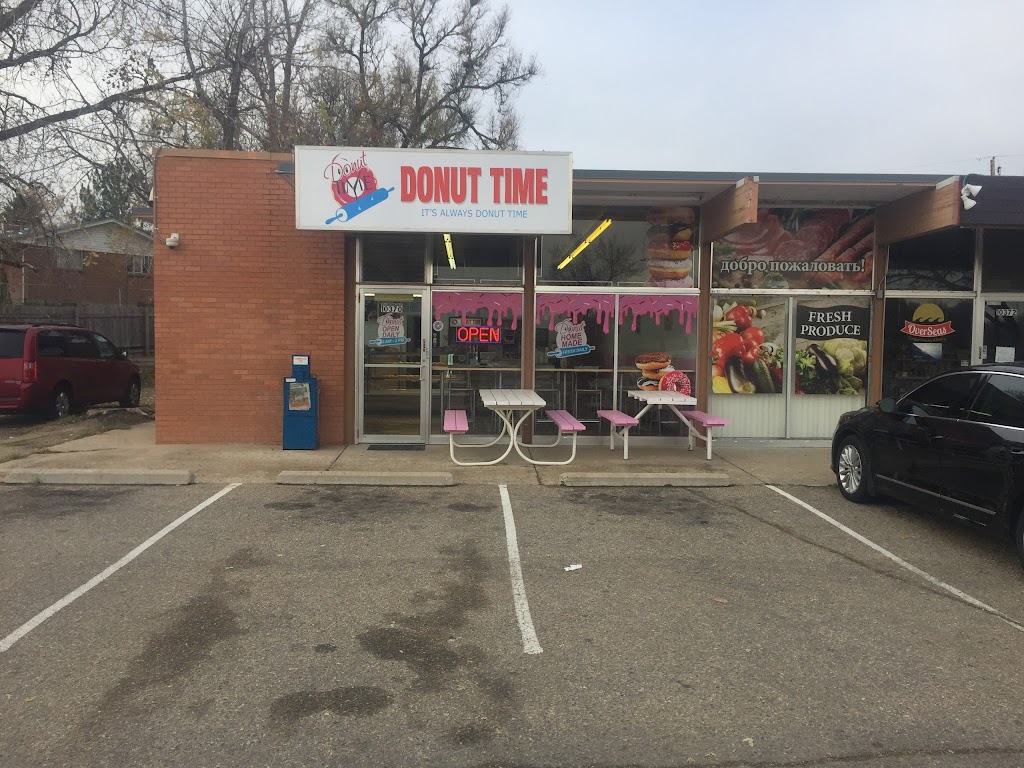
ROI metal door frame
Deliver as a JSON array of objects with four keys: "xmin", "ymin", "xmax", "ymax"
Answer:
[{"xmin": 355, "ymin": 285, "xmax": 431, "ymax": 443}]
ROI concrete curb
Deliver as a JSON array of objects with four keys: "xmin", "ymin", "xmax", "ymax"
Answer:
[
  {"xmin": 559, "ymin": 472, "xmax": 731, "ymax": 487},
  {"xmin": 277, "ymin": 471, "xmax": 455, "ymax": 486},
  {"xmin": 3, "ymin": 469, "xmax": 195, "ymax": 485}
]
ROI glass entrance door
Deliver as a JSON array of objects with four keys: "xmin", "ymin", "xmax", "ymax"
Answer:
[
  {"xmin": 357, "ymin": 288, "xmax": 428, "ymax": 442},
  {"xmin": 981, "ymin": 299, "xmax": 1024, "ymax": 364}
]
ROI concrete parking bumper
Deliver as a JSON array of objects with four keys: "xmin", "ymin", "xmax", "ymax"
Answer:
[
  {"xmin": 276, "ymin": 470, "xmax": 454, "ymax": 486},
  {"xmin": 2, "ymin": 468, "xmax": 194, "ymax": 485},
  {"xmin": 559, "ymin": 471, "xmax": 731, "ymax": 487}
]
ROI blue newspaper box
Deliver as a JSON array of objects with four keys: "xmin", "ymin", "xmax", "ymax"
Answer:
[{"xmin": 283, "ymin": 354, "xmax": 319, "ymax": 450}]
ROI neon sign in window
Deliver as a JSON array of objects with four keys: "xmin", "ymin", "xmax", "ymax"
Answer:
[{"xmin": 455, "ymin": 326, "xmax": 502, "ymax": 344}]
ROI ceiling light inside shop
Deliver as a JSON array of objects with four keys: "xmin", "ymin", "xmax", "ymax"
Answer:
[
  {"xmin": 558, "ymin": 219, "xmax": 612, "ymax": 270},
  {"xmin": 443, "ymin": 233, "xmax": 456, "ymax": 269}
]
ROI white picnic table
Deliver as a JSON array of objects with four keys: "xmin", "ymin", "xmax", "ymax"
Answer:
[
  {"xmin": 473, "ymin": 388, "xmax": 547, "ymax": 465},
  {"xmin": 627, "ymin": 389, "xmax": 710, "ymax": 457},
  {"xmin": 449, "ymin": 388, "xmax": 584, "ymax": 466}
]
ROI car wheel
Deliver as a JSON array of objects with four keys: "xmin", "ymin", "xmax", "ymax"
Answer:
[
  {"xmin": 836, "ymin": 435, "xmax": 873, "ymax": 503},
  {"xmin": 120, "ymin": 377, "xmax": 141, "ymax": 408},
  {"xmin": 1015, "ymin": 512, "xmax": 1024, "ymax": 570},
  {"xmin": 50, "ymin": 386, "xmax": 72, "ymax": 419}
]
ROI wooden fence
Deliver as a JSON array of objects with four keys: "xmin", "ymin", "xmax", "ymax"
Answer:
[{"xmin": 0, "ymin": 303, "xmax": 153, "ymax": 353}]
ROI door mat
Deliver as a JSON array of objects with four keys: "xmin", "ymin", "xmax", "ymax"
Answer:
[{"xmin": 367, "ymin": 444, "xmax": 426, "ymax": 451}]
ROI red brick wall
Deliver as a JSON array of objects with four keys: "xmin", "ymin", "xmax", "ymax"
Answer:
[{"xmin": 153, "ymin": 150, "xmax": 345, "ymax": 444}]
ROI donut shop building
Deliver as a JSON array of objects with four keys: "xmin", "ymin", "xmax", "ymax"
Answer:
[{"xmin": 153, "ymin": 147, "xmax": 1017, "ymax": 444}]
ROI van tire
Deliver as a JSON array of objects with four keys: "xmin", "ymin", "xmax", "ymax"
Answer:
[
  {"xmin": 50, "ymin": 386, "xmax": 72, "ymax": 419},
  {"xmin": 120, "ymin": 377, "xmax": 141, "ymax": 408}
]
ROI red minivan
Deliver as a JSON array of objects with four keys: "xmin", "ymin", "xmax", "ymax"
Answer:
[{"xmin": 0, "ymin": 325, "xmax": 141, "ymax": 418}]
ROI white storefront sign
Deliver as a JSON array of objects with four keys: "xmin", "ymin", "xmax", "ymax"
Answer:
[{"xmin": 295, "ymin": 146, "xmax": 572, "ymax": 233}]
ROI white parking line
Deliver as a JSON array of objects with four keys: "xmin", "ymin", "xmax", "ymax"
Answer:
[
  {"xmin": 767, "ymin": 484, "xmax": 1024, "ymax": 634},
  {"xmin": 0, "ymin": 483, "xmax": 242, "ymax": 654},
  {"xmin": 498, "ymin": 484, "xmax": 542, "ymax": 654}
]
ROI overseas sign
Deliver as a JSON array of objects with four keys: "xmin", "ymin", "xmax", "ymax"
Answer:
[{"xmin": 295, "ymin": 146, "xmax": 572, "ymax": 233}]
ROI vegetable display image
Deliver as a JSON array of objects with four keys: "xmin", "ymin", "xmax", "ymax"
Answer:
[
  {"xmin": 712, "ymin": 298, "xmax": 785, "ymax": 394},
  {"xmin": 793, "ymin": 299, "xmax": 870, "ymax": 395},
  {"xmin": 794, "ymin": 339, "xmax": 868, "ymax": 395}
]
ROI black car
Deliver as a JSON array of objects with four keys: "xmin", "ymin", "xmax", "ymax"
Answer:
[{"xmin": 831, "ymin": 364, "xmax": 1024, "ymax": 567}]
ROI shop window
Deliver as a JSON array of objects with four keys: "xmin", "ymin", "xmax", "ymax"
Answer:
[
  {"xmin": 886, "ymin": 229, "xmax": 974, "ymax": 291},
  {"xmin": 361, "ymin": 234, "xmax": 427, "ymax": 283},
  {"xmin": 431, "ymin": 234, "xmax": 523, "ymax": 285},
  {"xmin": 615, "ymin": 295, "xmax": 698, "ymax": 437},
  {"xmin": 982, "ymin": 229, "xmax": 1024, "ymax": 292},
  {"xmin": 792, "ymin": 299, "xmax": 869, "ymax": 396},
  {"xmin": 535, "ymin": 294, "xmax": 616, "ymax": 433},
  {"xmin": 539, "ymin": 205, "xmax": 697, "ymax": 288},
  {"xmin": 708, "ymin": 296, "xmax": 787, "ymax": 437},
  {"xmin": 430, "ymin": 291, "xmax": 523, "ymax": 435},
  {"xmin": 882, "ymin": 298, "xmax": 974, "ymax": 400}
]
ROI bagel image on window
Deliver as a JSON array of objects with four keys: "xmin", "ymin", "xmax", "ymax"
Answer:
[{"xmin": 634, "ymin": 352, "xmax": 691, "ymax": 394}]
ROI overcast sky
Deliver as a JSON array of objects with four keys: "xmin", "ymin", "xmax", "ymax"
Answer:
[{"xmin": 505, "ymin": 0, "xmax": 1024, "ymax": 177}]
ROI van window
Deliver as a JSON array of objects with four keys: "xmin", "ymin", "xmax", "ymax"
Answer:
[
  {"xmin": 0, "ymin": 330, "xmax": 26, "ymax": 358},
  {"xmin": 37, "ymin": 330, "xmax": 67, "ymax": 357},
  {"xmin": 64, "ymin": 332, "xmax": 99, "ymax": 359},
  {"xmin": 93, "ymin": 334, "xmax": 118, "ymax": 359}
]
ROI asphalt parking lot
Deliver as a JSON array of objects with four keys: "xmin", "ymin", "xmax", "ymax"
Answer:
[{"xmin": 2, "ymin": 482, "xmax": 1024, "ymax": 768}]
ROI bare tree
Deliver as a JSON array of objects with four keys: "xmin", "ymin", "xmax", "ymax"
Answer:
[
  {"xmin": 2, "ymin": 0, "xmax": 539, "ymax": 229},
  {"xmin": 309, "ymin": 0, "xmax": 538, "ymax": 149}
]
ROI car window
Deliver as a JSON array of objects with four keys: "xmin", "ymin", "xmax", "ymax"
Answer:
[
  {"xmin": 64, "ymin": 332, "xmax": 99, "ymax": 359},
  {"xmin": 967, "ymin": 374, "xmax": 1024, "ymax": 429},
  {"xmin": 92, "ymin": 333, "xmax": 118, "ymax": 360},
  {"xmin": 0, "ymin": 330, "xmax": 26, "ymax": 358},
  {"xmin": 898, "ymin": 372, "xmax": 982, "ymax": 419},
  {"xmin": 37, "ymin": 330, "xmax": 67, "ymax": 357}
]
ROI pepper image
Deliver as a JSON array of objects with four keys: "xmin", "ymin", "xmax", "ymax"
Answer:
[
  {"xmin": 712, "ymin": 332, "xmax": 744, "ymax": 365},
  {"xmin": 725, "ymin": 304, "xmax": 755, "ymax": 330}
]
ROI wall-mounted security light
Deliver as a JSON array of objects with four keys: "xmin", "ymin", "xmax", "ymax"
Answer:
[
  {"xmin": 165, "ymin": 232, "xmax": 180, "ymax": 248},
  {"xmin": 961, "ymin": 177, "xmax": 982, "ymax": 210},
  {"xmin": 557, "ymin": 219, "xmax": 612, "ymax": 270}
]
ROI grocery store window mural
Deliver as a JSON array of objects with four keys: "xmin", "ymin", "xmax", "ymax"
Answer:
[
  {"xmin": 540, "ymin": 206, "xmax": 697, "ymax": 287},
  {"xmin": 712, "ymin": 298, "xmax": 785, "ymax": 395},
  {"xmin": 882, "ymin": 298, "xmax": 973, "ymax": 400},
  {"xmin": 793, "ymin": 300, "xmax": 869, "ymax": 395},
  {"xmin": 712, "ymin": 209, "xmax": 873, "ymax": 291}
]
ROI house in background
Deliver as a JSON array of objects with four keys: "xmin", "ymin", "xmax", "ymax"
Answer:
[{"xmin": 2, "ymin": 219, "xmax": 153, "ymax": 305}]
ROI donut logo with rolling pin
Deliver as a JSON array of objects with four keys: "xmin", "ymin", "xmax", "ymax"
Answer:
[{"xmin": 324, "ymin": 151, "xmax": 394, "ymax": 224}]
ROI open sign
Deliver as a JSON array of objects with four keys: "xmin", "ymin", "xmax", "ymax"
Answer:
[{"xmin": 455, "ymin": 326, "xmax": 501, "ymax": 344}]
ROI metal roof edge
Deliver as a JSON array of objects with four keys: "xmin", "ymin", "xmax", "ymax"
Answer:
[{"xmin": 573, "ymin": 169, "xmax": 950, "ymax": 184}]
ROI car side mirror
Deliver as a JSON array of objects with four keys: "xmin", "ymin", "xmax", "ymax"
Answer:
[
  {"xmin": 120, "ymin": 349, "xmax": 128, "ymax": 359},
  {"xmin": 877, "ymin": 397, "xmax": 896, "ymax": 414}
]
